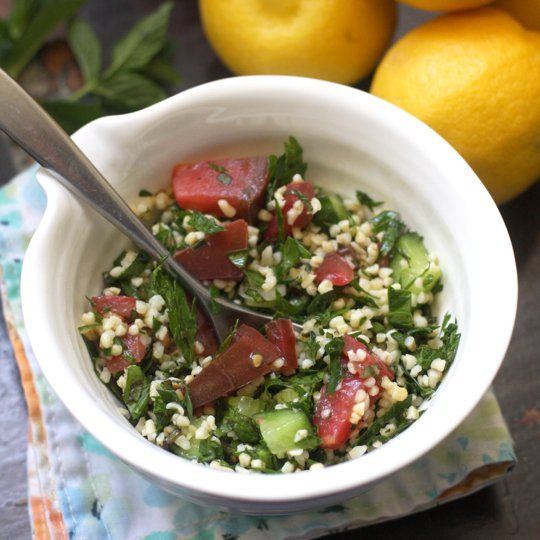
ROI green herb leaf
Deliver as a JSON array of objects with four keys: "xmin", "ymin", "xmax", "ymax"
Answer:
[
  {"xmin": 388, "ymin": 287, "xmax": 413, "ymax": 329},
  {"xmin": 187, "ymin": 211, "xmax": 224, "ymax": 235},
  {"xmin": 222, "ymin": 410, "xmax": 260, "ymax": 444},
  {"xmin": 275, "ymin": 290, "xmax": 309, "ymax": 318},
  {"xmin": 106, "ymin": 1, "xmax": 173, "ymax": 76},
  {"xmin": 68, "ymin": 18, "xmax": 101, "ymax": 83},
  {"xmin": 141, "ymin": 54, "xmax": 181, "ymax": 85},
  {"xmin": 244, "ymin": 269, "xmax": 265, "ymax": 287},
  {"xmin": 286, "ymin": 188, "xmax": 313, "ymax": 212},
  {"xmin": 274, "ymin": 198, "xmax": 285, "ymax": 244},
  {"xmin": 95, "ymin": 71, "xmax": 167, "ymax": 109},
  {"xmin": 312, "ymin": 191, "xmax": 351, "ymax": 229},
  {"xmin": 8, "ymin": 0, "xmax": 39, "ymax": 40},
  {"xmin": 150, "ymin": 265, "xmax": 197, "ymax": 362},
  {"xmin": 123, "ymin": 365, "xmax": 150, "ymax": 421},
  {"xmin": 3, "ymin": 0, "xmax": 85, "ymax": 78},
  {"xmin": 267, "ymin": 136, "xmax": 307, "ymax": 200},
  {"xmin": 276, "ymin": 236, "xmax": 311, "ymax": 280},
  {"xmin": 355, "ymin": 396, "xmax": 413, "ymax": 447},
  {"xmin": 228, "ymin": 249, "xmax": 249, "ymax": 269},
  {"xmin": 209, "ymin": 284, "xmax": 221, "ymax": 314},
  {"xmin": 325, "ymin": 337, "xmax": 344, "ymax": 394},
  {"xmin": 208, "ymin": 162, "xmax": 232, "ymax": 185},
  {"xmin": 370, "ymin": 211, "xmax": 406, "ymax": 257},
  {"xmin": 217, "ymin": 320, "xmax": 239, "ymax": 354},
  {"xmin": 356, "ymin": 189, "xmax": 383, "ymax": 211}
]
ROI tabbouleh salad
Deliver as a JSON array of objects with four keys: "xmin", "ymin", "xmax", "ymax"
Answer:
[{"xmin": 79, "ymin": 137, "xmax": 460, "ymax": 474}]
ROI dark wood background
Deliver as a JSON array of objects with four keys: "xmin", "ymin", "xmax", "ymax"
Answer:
[{"xmin": 0, "ymin": 1, "xmax": 538, "ymax": 538}]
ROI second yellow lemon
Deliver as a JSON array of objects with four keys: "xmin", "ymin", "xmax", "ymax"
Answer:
[
  {"xmin": 398, "ymin": 0, "xmax": 493, "ymax": 10},
  {"xmin": 199, "ymin": 0, "xmax": 396, "ymax": 85},
  {"xmin": 371, "ymin": 8, "xmax": 540, "ymax": 204}
]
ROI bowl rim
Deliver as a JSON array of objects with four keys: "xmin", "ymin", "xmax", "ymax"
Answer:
[{"xmin": 21, "ymin": 75, "xmax": 518, "ymax": 505}]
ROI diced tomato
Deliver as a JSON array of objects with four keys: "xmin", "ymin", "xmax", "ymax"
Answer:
[
  {"xmin": 105, "ymin": 334, "xmax": 147, "ymax": 374},
  {"xmin": 314, "ymin": 375, "xmax": 367, "ymax": 449},
  {"xmin": 195, "ymin": 305, "xmax": 218, "ymax": 356},
  {"xmin": 92, "ymin": 295, "xmax": 136, "ymax": 319},
  {"xmin": 265, "ymin": 181, "xmax": 316, "ymax": 241},
  {"xmin": 174, "ymin": 219, "xmax": 248, "ymax": 281},
  {"xmin": 172, "ymin": 157, "xmax": 269, "ymax": 222},
  {"xmin": 265, "ymin": 318, "xmax": 298, "ymax": 375},
  {"xmin": 188, "ymin": 325, "xmax": 282, "ymax": 408},
  {"xmin": 315, "ymin": 253, "xmax": 354, "ymax": 286},
  {"xmin": 342, "ymin": 334, "xmax": 394, "ymax": 382},
  {"xmin": 105, "ymin": 356, "xmax": 130, "ymax": 374}
]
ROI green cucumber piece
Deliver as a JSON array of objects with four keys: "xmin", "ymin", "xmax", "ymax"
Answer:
[
  {"xmin": 391, "ymin": 233, "xmax": 441, "ymax": 293},
  {"xmin": 274, "ymin": 388, "xmax": 299, "ymax": 404},
  {"xmin": 170, "ymin": 418, "xmax": 203, "ymax": 460},
  {"xmin": 227, "ymin": 396, "xmax": 265, "ymax": 417},
  {"xmin": 255, "ymin": 409, "xmax": 318, "ymax": 458}
]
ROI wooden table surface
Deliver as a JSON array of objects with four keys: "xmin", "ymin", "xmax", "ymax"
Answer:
[{"xmin": 0, "ymin": 1, "xmax": 539, "ymax": 538}]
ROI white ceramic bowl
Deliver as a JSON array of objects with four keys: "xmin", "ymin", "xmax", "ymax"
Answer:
[{"xmin": 21, "ymin": 76, "xmax": 517, "ymax": 515}]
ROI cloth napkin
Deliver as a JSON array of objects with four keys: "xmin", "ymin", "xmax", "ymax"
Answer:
[{"xmin": 0, "ymin": 168, "xmax": 516, "ymax": 540}]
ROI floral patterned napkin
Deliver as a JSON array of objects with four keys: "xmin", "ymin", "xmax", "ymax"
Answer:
[{"xmin": 0, "ymin": 168, "xmax": 516, "ymax": 540}]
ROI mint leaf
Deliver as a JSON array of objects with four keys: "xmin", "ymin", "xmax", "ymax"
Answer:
[
  {"xmin": 4, "ymin": 0, "xmax": 85, "ymax": 77},
  {"xmin": 95, "ymin": 71, "xmax": 167, "ymax": 109},
  {"xmin": 106, "ymin": 1, "xmax": 173, "ymax": 75},
  {"xmin": 8, "ymin": 0, "xmax": 38, "ymax": 39},
  {"xmin": 68, "ymin": 18, "xmax": 101, "ymax": 83},
  {"xmin": 142, "ymin": 54, "xmax": 181, "ymax": 85}
]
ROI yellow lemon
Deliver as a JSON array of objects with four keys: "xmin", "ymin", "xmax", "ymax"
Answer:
[
  {"xmin": 397, "ymin": 0, "xmax": 493, "ymax": 10},
  {"xmin": 199, "ymin": 0, "xmax": 396, "ymax": 85},
  {"xmin": 371, "ymin": 8, "xmax": 540, "ymax": 204},
  {"xmin": 494, "ymin": 0, "xmax": 540, "ymax": 31}
]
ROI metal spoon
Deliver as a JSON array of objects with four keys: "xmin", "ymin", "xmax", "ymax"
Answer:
[{"xmin": 0, "ymin": 68, "xmax": 297, "ymax": 341}]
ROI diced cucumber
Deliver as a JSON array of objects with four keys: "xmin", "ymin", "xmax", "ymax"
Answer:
[
  {"xmin": 314, "ymin": 192, "xmax": 349, "ymax": 227},
  {"xmin": 391, "ymin": 233, "xmax": 441, "ymax": 293},
  {"xmin": 274, "ymin": 388, "xmax": 299, "ymax": 404},
  {"xmin": 227, "ymin": 396, "xmax": 265, "ymax": 417},
  {"xmin": 255, "ymin": 409, "xmax": 318, "ymax": 458},
  {"xmin": 170, "ymin": 418, "xmax": 203, "ymax": 460}
]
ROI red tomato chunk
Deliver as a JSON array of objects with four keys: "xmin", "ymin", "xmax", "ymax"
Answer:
[
  {"xmin": 314, "ymin": 336, "xmax": 395, "ymax": 449},
  {"xmin": 195, "ymin": 305, "xmax": 218, "ymax": 356},
  {"xmin": 265, "ymin": 318, "xmax": 298, "ymax": 375},
  {"xmin": 315, "ymin": 253, "xmax": 354, "ymax": 286},
  {"xmin": 265, "ymin": 181, "xmax": 316, "ymax": 241},
  {"xmin": 189, "ymin": 325, "xmax": 282, "ymax": 408},
  {"xmin": 314, "ymin": 375, "xmax": 367, "ymax": 450},
  {"xmin": 172, "ymin": 157, "xmax": 269, "ymax": 222},
  {"xmin": 92, "ymin": 295, "xmax": 136, "ymax": 319},
  {"xmin": 174, "ymin": 219, "xmax": 248, "ymax": 281},
  {"xmin": 106, "ymin": 334, "xmax": 147, "ymax": 374}
]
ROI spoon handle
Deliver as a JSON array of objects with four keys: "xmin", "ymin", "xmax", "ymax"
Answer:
[{"xmin": 0, "ymin": 68, "xmax": 212, "ymax": 308}]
